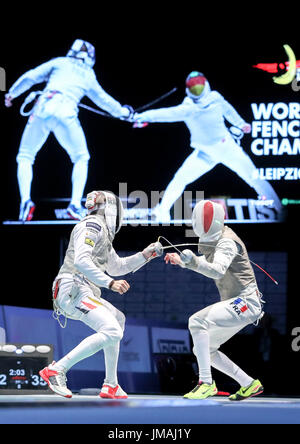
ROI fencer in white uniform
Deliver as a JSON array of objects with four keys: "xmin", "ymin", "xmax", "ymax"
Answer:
[
  {"xmin": 39, "ymin": 190, "xmax": 158, "ymax": 399},
  {"xmin": 5, "ymin": 40, "xmax": 132, "ymax": 221},
  {"xmin": 134, "ymin": 71, "xmax": 282, "ymax": 222},
  {"xmin": 165, "ymin": 200, "xmax": 264, "ymax": 400}
]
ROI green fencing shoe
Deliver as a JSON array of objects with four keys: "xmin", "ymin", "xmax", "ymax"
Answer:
[
  {"xmin": 183, "ymin": 381, "xmax": 218, "ymax": 399},
  {"xmin": 229, "ymin": 379, "xmax": 264, "ymax": 401}
]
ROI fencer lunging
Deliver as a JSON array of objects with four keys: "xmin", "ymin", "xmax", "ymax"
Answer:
[
  {"xmin": 165, "ymin": 200, "xmax": 264, "ymax": 400},
  {"xmin": 5, "ymin": 39, "xmax": 132, "ymax": 221},
  {"xmin": 134, "ymin": 71, "xmax": 282, "ymax": 222},
  {"xmin": 39, "ymin": 190, "xmax": 157, "ymax": 399}
]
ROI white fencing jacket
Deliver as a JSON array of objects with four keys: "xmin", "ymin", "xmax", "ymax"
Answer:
[
  {"xmin": 8, "ymin": 56, "xmax": 126, "ymax": 118},
  {"xmin": 137, "ymin": 86, "xmax": 246, "ymax": 147},
  {"xmin": 57, "ymin": 214, "xmax": 146, "ymax": 291},
  {"xmin": 184, "ymin": 227, "xmax": 258, "ymax": 301}
]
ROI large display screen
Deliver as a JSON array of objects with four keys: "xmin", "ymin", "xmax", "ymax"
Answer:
[{"xmin": 2, "ymin": 40, "xmax": 300, "ymax": 227}]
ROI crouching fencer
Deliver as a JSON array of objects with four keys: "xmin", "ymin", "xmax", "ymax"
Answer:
[
  {"xmin": 39, "ymin": 190, "xmax": 157, "ymax": 399},
  {"xmin": 165, "ymin": 200, "xmax": 265, "ymax": 400}
]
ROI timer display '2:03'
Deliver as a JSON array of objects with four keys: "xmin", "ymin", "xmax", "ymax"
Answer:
[{"xmin": 0, "ymin": 356, "xmax": 48, "ymax": 390}]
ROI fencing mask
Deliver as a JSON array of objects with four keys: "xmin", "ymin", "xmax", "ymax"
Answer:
[
  {"xmin": 185, "ymin": 71, "xmax": 210, "ymax": 101},
  {"xmin": 85, "ymin": 190, "xmax": 124, "ymax": 238},
  {"xmin": 192, "ymin": 200, "xmax": 225, "ymax": 242},
  {"xmin": 67, "ymin": 39, "xmax": 96, "ymax": 67}
]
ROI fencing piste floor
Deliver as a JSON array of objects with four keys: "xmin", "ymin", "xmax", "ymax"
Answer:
[{"xmin": 0, "ymin": 394, "xmax": 300, "ymax": 424}]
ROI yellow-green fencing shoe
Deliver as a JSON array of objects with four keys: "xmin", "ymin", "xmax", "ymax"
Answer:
[
  {"xmin": 229, "ymin": 379, "xmax": 264, "ymax": 401},
  {"xmin": 183, "ymin": 381, "xmax": 218, "ymax": 400}
]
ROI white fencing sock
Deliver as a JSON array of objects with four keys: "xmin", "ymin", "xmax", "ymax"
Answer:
[
  {"xmin": 17, "ymin": 160, "xmax": 33, "ymax": 204},
  {"xmin": 71, "ymin": 159, "xmax": 88, "ymax": 207},
  {"xmin": 191, "ymin": 329, "xmax": 213, "ymax": 385},
  {"xmin": 103, "ymin": 342, "xmax": 120, "ymax": 387},
  {"xmin": 53, "ymin": 332, "xmax": 111, "ymax": 373},
  {"xmin": 210, "ymin": 350, "xmax": 253, "ymax": 387}
]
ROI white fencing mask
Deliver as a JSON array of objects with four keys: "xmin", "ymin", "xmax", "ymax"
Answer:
[
  {"xmin": 67, "ymin": 39, "xmax": 96, "ymax": 67},
  {"xmin": 185, "ymin": 71, "xmax": 211, "ymax": 102},
  {"xmin": 192, "ymin": 200, "xmax": 225, "ymax": 242},
  {"xmin": 85, "ymin": 190, "xmax": 124, "ymax": 238}
]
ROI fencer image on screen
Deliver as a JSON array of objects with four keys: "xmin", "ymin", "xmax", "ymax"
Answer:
[
  {"xmin": 4, "ymin": 39, "xmax": 132, "ymax": 224},
  {"xmin": 134, "ymin": 71, "xmax": 283, "ymax": 224},
  {"xmin": 3, "ymin": 40, "xmax": 296, "ymax": 226}
]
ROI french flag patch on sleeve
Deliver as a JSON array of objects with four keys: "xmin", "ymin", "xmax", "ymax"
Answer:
[{"xmin": 231, "ymin": 298, "xmax": 248, "ymax": 315}]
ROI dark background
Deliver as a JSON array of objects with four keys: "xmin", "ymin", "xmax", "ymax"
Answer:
[{"xmin": 1, "ymin": 10, "xmax": 300, "ymax": 395}]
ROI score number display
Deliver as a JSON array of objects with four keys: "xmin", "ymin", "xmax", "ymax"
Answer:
[
  {"xmin": 0, "ymin": 344, "xmax": 53, "ymax": 395},
  {"xmin": 0, "ymin": 356, "xmax": 48, "ymax": 392}
]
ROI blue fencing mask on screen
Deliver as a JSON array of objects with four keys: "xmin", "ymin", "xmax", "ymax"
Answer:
[{"xmin": 67, "ymin": 39, "xmax": 96, "ymax": 67}]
